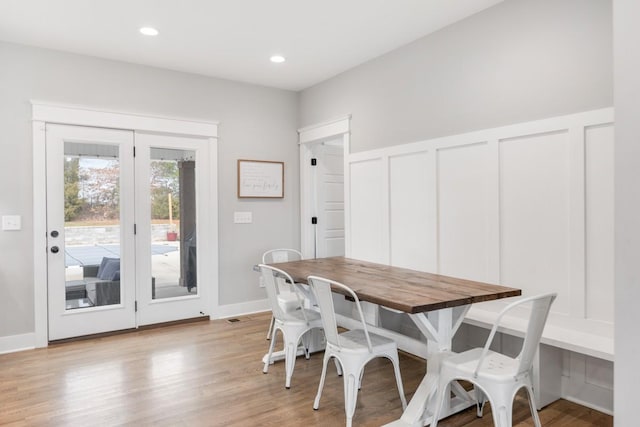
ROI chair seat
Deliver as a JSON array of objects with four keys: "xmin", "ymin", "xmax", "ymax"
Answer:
[
  {"xmin": 336, "ymin": 329, "xmax": 397, "ymax": 352},
  {"xmin": 442, "ymin": 348, "xmax": 520, "ymax": 381}
]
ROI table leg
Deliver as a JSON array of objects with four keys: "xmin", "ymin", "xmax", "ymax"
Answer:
[{"xmin": 384, "ymin": 306, "xmax": 474, "ymax": 427}]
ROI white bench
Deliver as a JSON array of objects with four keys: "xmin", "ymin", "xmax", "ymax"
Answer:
[{"xmin": 459, "ymin": 300, "xmax": 613, "ymax": 410}]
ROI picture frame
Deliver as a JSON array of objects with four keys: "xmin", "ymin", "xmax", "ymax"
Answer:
[{"xmin": 237, "ymin": 159, "xmax": 284, "ymax": 198}]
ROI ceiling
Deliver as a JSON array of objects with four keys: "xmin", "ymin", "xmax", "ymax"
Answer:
[{"xmin": 0, "ymin": 0, "xmax": 503, "ymax": 91}]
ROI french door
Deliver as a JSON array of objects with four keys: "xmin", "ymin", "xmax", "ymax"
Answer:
[
  {"xmin": 46, "ymin": 124, "xmax": 210, "ymax": 340},
  {"xmin": 134, "ymin": 132, "xmax": 211, "ymax": 326}
]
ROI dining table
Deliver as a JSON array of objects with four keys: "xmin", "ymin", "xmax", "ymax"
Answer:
[{"xmin": 267, "ymin": 256, "xmax": 521, "ymax": 427}]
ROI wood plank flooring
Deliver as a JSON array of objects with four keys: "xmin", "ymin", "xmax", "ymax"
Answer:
[{"xmin": 0, "ymin": 313, "xmax": 612, "ymax": 426}]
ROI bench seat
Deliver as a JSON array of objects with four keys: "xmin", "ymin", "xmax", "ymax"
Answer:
[{"xmin": 464, "ymin": 300, "xmax": 613, "ymax": 362}]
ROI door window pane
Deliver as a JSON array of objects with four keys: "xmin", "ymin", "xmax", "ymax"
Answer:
[
  {"xmin": 63, "ymin": 142, "xmax": 122, "ymax": 309},
  {"xmin": 150, "ymin": 148, "xmax": 197, "ymax": 299}
]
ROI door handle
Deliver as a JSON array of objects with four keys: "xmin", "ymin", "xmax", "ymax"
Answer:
[{"xmin": 50, "ymin": 246, "xmax": 59, "ymax": 254}]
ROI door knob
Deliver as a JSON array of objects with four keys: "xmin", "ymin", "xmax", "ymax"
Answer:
[{"xmin": 50, "ymin": 246, "xmax": 59, "ymax": 254}]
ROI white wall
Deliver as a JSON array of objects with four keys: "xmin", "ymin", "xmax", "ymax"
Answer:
[
  {"xmin": 613, "ymin": 0, "xmax": 640, "ymax": 424},
  {"xmin": 299, "ymin": 0, "xmax": 612, "ymax": 153},
  {"xmin": 0, "ymin": 41, "xmax": 299, "ymax": 339}
]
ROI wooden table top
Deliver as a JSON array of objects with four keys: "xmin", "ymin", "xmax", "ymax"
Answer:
[{"xmin": 269, "ymin": 257, "xmax": 521, "ymax": 314}]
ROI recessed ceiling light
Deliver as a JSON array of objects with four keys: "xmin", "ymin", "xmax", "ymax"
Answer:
[
  {"xmin": 270, "ymin": 55, "xmax": 286, "ymax": 63},
  {"xmin": 139, "ymin": 27, "xmax": 159, "ymax": 36}
]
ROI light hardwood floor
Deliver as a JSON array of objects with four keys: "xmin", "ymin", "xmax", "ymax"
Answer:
[{"xmin": 0, "ymin": 313, "xmax": 612, "ymax": 426}]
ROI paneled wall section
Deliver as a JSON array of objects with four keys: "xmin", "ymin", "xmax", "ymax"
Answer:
[{"xmin": 347, "ymin": 108, "xmax": 614, "ymax": 324}]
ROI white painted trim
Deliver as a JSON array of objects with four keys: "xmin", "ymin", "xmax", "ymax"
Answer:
[
  {"xmin": 568, "ymin": 125, "xmax": 587, "ymax": 318},
  {"xmin": 213, "ymin": 299, "xmax": 271, "ymax": 319},
  {"xmin": 32, "ymin": 102, "xmax": 219, "ymax": 346},
  {"xmin": 563, "ymin": 396, "xmax": 613, "ymax": 417},
  {"xmin": 298, "ymin": 116, "xmax": 351, "ymax": 259},
  {"xmin": 298, "ymin": 115, "xmax": 351, "ymax": 144},
  {"xmin": 208, "ymin": 138, "xmax": 220, "ymax": 317},
  {"xmin": 31, "ymin": 102, "xmax": 218, "ymax": 137},
  {"xmin": 343, "ymin": 132, "xmax": 352, "ymax": 257},
  {"xmin": 32, "ymin": 121, "xmax": 48, "ymax": 348},
  {"xmin": 0, "ymin": 333, "xmax": 36, "ymax": 354},
  {"xmin": 348, "ymin": 108, "xmax": 614, "ymax": 163}
]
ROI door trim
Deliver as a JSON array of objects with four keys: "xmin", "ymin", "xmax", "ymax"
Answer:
[
  {"xmin": 32, "ymin": 102, "xmax": 219, "ymax": 347},
  {"xmin": 298, "ymin": 116, "xmax": 350, "ymax": 259}
]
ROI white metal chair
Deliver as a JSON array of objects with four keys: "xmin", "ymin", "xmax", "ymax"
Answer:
[
  {"xmin": 431, "ymin": 293, "xmax": 557, "ymax": 427},
  {"xmin": 259, "ymin": 264, "xmax": 323, "ymax": 389},
  {"xmin": 307, "ymin": 275, "xmax": 407, "ymax": 427},
  {"xmin": 261, "ymin": 249, "xmax": 308, "ymax": 339}
]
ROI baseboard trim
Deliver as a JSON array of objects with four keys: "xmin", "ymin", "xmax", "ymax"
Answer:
[
  {"xmin": 563, "ymin": 396, "xmax": 613, "ymax": 417},
  {"xmin": 0, "ymin": 332, "xmax": 36, "ymax": 354},
  {"xmin": 214, "ymin": 299, "xmax": 270, "ymax": 319}
]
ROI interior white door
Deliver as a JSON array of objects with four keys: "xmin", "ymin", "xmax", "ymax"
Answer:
[
  {"xmin": 312, "ymin": 140, "xmax": 345, "ymax": 257},
  {"xmin": 134, "ymin": 132, "xmax": 212, "ymax": 326},
  {"xmin": 46, "ymin": 124, "xmax": 136, "ymax": 340}
]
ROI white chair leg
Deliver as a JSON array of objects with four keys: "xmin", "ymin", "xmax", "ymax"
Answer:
[
  {"xmin": 524, "ymin": 384, "xmax": 542, "ymax": 427},
  {"xmin": 266, "ymin": 315, "xmax": 274, "ymax": 340},
  {"xmin": 334, "ymin": 358, "xmax": 343, "ymax": 376},
  {"xmin": 263, "ymin": 327, "xmax": 278, "ymax": 373},
  {"xmin": 476, "ymin": 387, "xmax": 487, "ymax": 417},
  {"xmin": 343, "ymin": 370, "xmax": 360, "ymax": 427},
  {"xmin": 302, "ymin": 331, "xmax": 311, "ymax": 360},
  {"xmin": 390, "ymin": 354, "xmax": 407, "ymax": 409},
  {"xmin": 314, "ymin": 353, "xmax": 331, "ymax": 410},
  {"xmin": 430, "ymin": 378, "xmax": 448, "ymax": 427},
  {"xmin": 284, "ymin": 333, "xmax": 299, "ymax": 389},
  {"xmin": 489, "ymin": 393, "xmax": 512, "ymax": 427}
]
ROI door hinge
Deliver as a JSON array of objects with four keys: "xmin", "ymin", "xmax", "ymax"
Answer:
[
  {"xmin": 133, "ymin": 146, "xmax": 136, "ymax": 157},
  {"xmin": 134, "ymin": 224, "xmax": 137, "ymax": 235},
  {"xmin": 311, "ymin": 158, "xmax": 317, "ymax": 166},
  {"xmin": 135, "ymin": 301, "xmax": 138, "ymax": 312},
  {"xmin": 311, "ymin": 217, "xmax": 318, "ymax": 225}
]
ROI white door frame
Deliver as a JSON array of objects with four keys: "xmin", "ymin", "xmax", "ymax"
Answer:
[
  {"xmin": 32, "ymin": 101, "xmax": 219, "ymax": 347},
  {"xmin": 298, "ymin": 116, "xmax": 350, "ymax": 259}
]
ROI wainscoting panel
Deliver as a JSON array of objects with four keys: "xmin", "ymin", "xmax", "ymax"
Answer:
[
  {"xmin": 389, "ymin": 151, "xmax": 435, "ymax": 271},
  {"xmin": 585, "ymin": 124, "xmax": 615, "ymax": 323},
  {"xmin": 346, "ymin": 108, "xmax": 613, "ymax": 320},
  {"xmin": 349, "ymin": 159, "xmax": 384, "ymax": 263},
  {"xmin": 437, "ymin": 142, "xmax": 491, "ymax": 282},
  {"xmin": 499, "ymin": 130, "xmax": 571, "ymax": 316}
]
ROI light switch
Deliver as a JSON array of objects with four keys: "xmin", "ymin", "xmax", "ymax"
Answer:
[
  {"xmin": 2, "ymin": 215, "xmax": 21, "ymax": 231},
  {"xmin": 234, "ymin": 211, "xmax": 253, "ymax": 224}
]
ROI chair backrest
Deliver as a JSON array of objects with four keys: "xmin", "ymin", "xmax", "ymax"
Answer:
[
  {"xmin": 262, "ymin": 248, "xmax": 303, "ymax": 264},
  {"xmin": 475, "ymin": 293, "xmax": 557, "ymax": 378},
  {"xmin": 307, "ymin": 276, "xmax": 373, "ymax": 353},
  {"xmin": 262, "ymin": 249, "xmax": 304, "ymax": 304},
  {"xmin": 258, "ymin": 264, "xmax": 308, "ymax": 323}
]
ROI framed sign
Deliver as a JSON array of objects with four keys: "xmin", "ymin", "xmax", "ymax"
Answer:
[{"xmin": 237, "ymin": 159, "xmax": 284, "ymax": 198}]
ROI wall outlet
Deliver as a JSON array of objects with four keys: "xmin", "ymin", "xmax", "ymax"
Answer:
[
  {"xmin": 259, "ymin": 276, "xmax": 265, "ymax": 288},
  {"xmin": 234, "ymin": 211, "xmax": 252, "ymax": 224}
]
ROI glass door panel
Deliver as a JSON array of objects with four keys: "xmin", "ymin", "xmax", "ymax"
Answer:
[
  {"xmin": 149, "ymin": 148, "xmax": 198, "ymax": 299},
  {"xmin": 64, "ymin": 141, "xmax": 122, "ymax": 309}
]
